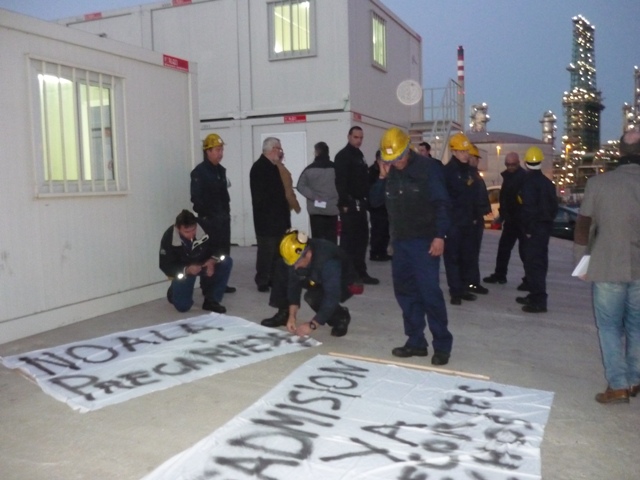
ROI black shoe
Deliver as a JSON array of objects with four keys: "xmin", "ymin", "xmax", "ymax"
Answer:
[
  {"xmin": 257, "ymin": 285, "xmax": 270, "ymax": 292},
  {"xmin": 460, "ymin": 292, "xmax": 477, "ymax": 301},
  {"xmin": 361, "ymin": 275, "xmax": 380, "ymax": 285},
  {"xmin": 517, "ymin": 281, "xmax": 531, "ymax": 292},
  {"xmin": 431, "ymin": 351, "xmax": 450, "ymax": 366},
  {"xmin": 202, "ymin": 300, "xmax": 226, "ymax": 313},
  {"xmin": 450, "ymin": 296, "xmax": 462, "ymax": 305},
  {"xmin": 522, "ymin": 304, "xmax": 547, "ymax": 313},
  {"xmin": 225, "ymin": 286, "xmax": 236, "ymax": 293},
  {"xmin": 392, "ymin": 346, "xmax": 428, "ymax": 358},
  {"xmin": 483, "ymin": 274, "xmax": 506, "ymax": 284},
  {"xmin": 166, "ymin": 286, "xmax": 173, "ymax": 305},
  {"xmin": 260, "ymin": 308, "xmax": 288, "ymax": 328},
  {"xmin": 331, "ymin": 308, "xmax": 351, "ymax": 337},
  {"xmin": 468, "ymin": 284, "xmax": 489, "ymax": 294},
  {"xmin": 515, "ymin": 296, "xmax": 531, "ymax": 305},
  {"xmin": 370, "ymin": 254, "xmax": 392, "ymax": 262}
]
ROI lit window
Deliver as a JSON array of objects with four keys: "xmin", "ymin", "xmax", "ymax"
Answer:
[
  {"xmin": 372, "ymin": 12, "xmax": 386, "ymax": 70},
  {"xmin": 30, "ymin": 59, "xmax": 127, "ymax": 195},
  {"xmin": 268, "ymin": 0, "xmax": 315, "ymax": 60}
]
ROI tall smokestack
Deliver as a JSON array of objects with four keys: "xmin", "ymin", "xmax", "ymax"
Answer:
[{"xmin": 457, "ymin": 46, "xmax": 465, "ymax": 130}]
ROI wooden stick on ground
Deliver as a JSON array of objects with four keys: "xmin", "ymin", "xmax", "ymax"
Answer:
[{"xmin": 328, "ymin": 352, "xmax": 490, "ymax": 381}]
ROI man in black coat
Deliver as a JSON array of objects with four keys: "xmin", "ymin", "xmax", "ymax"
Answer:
[
  {"xmin": 334, "ymin": 126, "xmax": 379, "ymax": 285},
  {"xmin": 483, "ymin": 152, "xmax": 528, "ymax": 287},
  {"xmin": 190, "ymin": 133, "xmax": 235, "ymax": 293},
  {"xmin": 249, "ymin": 137, "xmax": 291, "ymax": 292}
]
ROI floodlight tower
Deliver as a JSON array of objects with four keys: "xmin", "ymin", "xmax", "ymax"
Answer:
[{"xmin": 562, "ymin": 15, "xmax": 604, "ymax": 153}]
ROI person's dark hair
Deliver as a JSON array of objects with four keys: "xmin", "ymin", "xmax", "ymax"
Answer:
[
  {"xmin": 419, "ymin": 141, "xmax": 431, "ymax": 151},
  {"xmin": 348, "ymin": 126, "xmax": 363, "ymax": 136},
  {"xmin": 314, "ymin": 141, "xmax": 329, "ymax": 157},
  {"xmin": 175, "ymin": 209, "xmax": 197, "ymax": 228},
  {"xmin": 375, "ymin": 149, "xmax": 381, "ymax": 160},
  {"xmin": 619, "ymin": 129, "xmax": 640, "ymax": 157}
]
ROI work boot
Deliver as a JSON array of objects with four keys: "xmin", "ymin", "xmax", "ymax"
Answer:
[
  {"xmin": 595, "ymin": 387, "xmax": 630, "ymax": 404},
  {"xmin": 202, "ymin": 300, "xmax": 226, "ymax": 314},
  {"xmin": 483, "ymin": 274, "xmax": 506, "ymax": 284},
  {"xmin": 261, "ymin": 308, "xmax": 288, "ymax": 328},
  {"xmin": 468, "ymin": 284, "xmax": 489, "ymax": 294},
  {"xmin": 330, "ymin": 307, "xmax": 350, "ymax": 337},
  {"xmin": 361, "ymin": 275, "xmax": 380, "ymax": 285}
]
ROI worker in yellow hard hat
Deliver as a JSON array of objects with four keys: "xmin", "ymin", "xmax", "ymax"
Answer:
[
  {"xmin": 465, "ymin": 144, "xmax": 491, "ymax": 295},
  {"xmin": 442, "ymin": 132, "xmax": 478, "ymax": 306},
  {"xmin": 190, "ymin": 133, "xmax": 236, "ymax": 294},
  {"xmin": 517, "ymin": 146, "xmax": 558, "ymax": 313},
  {"xmin": 370, "ymin": 126, "xmax": 453, "ymax": 366},
  {"xmin": 260, "ymin": 229, "xmax": 360, "ymax": 338}
]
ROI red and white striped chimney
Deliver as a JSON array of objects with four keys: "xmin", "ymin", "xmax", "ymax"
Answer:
[{"xmin": 457, "ymin": 45, "xmax": 465, "ymax": 129}]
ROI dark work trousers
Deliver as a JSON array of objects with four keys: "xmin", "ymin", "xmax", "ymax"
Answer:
[
  {"xmin": 169, "ymin": 258, "xmax": 233, "ymax": 312},
  {"xmin": 309, "ymin": 215, "xmax": 338, "ymax": 244},
  {"xmin": 339, "ymin": 208, "xmax": 370, "ymax": 279},
  {"xmin": 392, "ymin": 238, "xmax": 452, "ymax": 353},
  {"xmin": 303, "ymin": 286, "xmax": 352, "ymax": 325},
  {"xmin": 199, "ymin": 214, "xmax": 231, "ymax": 256},
  {"xmin": 493, "ymin": 219, "xmax": 527, "ymax": 279},
  {"xmin": 268, "ymin": 259, "xmax": 290, "ymax": 309},
  {"xmin": 463, "ymin": 219, "xmax": 485, "ymax": 286},
  {"xmin": 369, "ymin": 207, "xmax": 390, "ymax": 258},
  {"xmin": 522, "ymin": 222, "xmax": 552, "ymax": 308},
  {"xmin": 443, "ymin": 224, "xmax": 476, "ymax": 296},
  {"xmin": 255, "ymin": 235, "xmax": 281, "ymax": 289}
]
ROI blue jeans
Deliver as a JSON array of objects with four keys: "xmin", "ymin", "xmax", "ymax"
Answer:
[
  {"xmin": 593, "ymin": 279, "xmax": 640, "ymax": 390},
  {"xmin": 391, "ymin": 238, "xmax": 452, "ymax": 353},
  {"xmin": 170, "ymin": 257, "xmax": 233, "ymax": 312}
]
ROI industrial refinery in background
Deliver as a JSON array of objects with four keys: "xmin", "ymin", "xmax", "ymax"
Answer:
[{"xmin": 415, "ymin": 14, "xmax": 640, "ymax": 203}]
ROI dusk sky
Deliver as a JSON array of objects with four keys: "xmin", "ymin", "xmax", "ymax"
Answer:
[{"xmin": 2, "ymin": 0, "xmax": 638, "ymax": 145}]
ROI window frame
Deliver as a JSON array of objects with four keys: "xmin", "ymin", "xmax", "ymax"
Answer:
[
  {"xmin": 267, "ymin": 0, "xmax": 316, "ymax": 61},
  {"xmin": 371, "ymin": 11, "xmax": 387, "ymax": 71},
  {"xmin": 28, "ymin": 55, "xmax": 129, "ymax": 197}
]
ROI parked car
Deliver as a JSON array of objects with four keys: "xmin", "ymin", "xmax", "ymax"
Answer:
[{"xmin": 551, "ymin": 205, "xmax": 579, "ymax": 240}]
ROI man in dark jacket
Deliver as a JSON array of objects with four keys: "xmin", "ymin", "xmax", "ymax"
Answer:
[
  {"xmin": 249, "ymin": 137, "xmax": 291, "ymax": 292},
  {"xmin": 483, "ymin": 152, "xmax": 528, "ymax": 286},
  {"xmin": 367, "ymin": 150, "xmax": 391, "ymax": 261},
  {"xmin": 190, "ymin": 133, "xmax": 235, "ymax": 293},
  {"xmin": 334, "ymin": 126, "xmax": 379, "ymax": 285},
  {"xmin": 159, "ymin": 210, "xmax": 232, "ymax": 313},
  {"xmin": 442, "ymin": 132, "xmax": 478, "ymax": 305},
  {"xmin": 516, "ymin": 147, "xmax": 558, "ymax": 313},
  {"xmin": 260, "ymin": 231, "xmax": 359, "ymax": 337},
  {"xmin": 370, "ymin": 127, "xmax": 453, "ymax": 366},
  {"xmin": 464, "ymin": 144, "xmax": 491, "ymax": 294}
]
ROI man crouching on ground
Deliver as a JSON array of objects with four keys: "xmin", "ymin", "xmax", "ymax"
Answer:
[{"xmin": 261, "ymin": 230, "xmax": 359, "ymax": 337}]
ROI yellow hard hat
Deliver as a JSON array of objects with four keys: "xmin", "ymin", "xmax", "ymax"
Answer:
[
  {"xmin": 524, "ymin": 146, "xmax": 544, "ymax": 165},
  {"xmin": 279, "ymin": 230, "xmax": 309, "ymax": 266},
  {"xmin": 449, "ymin": 132, "xmax": 471, "ymax": 151},
  {"xmin": 380, "ymin": 127, "xmax": 410, "ymax": 162},
  {"xmin": 203, "ymin": 133, "xmax": 224, "ymax": 150},
  {"xmin": 469, "ymin": 143, "xmax": 480, "ymax": 157}
]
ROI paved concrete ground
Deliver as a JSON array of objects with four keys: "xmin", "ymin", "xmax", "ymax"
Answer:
[{"xmin": 1, "ymin": 230, "xmax": 637, "ymax": 479}]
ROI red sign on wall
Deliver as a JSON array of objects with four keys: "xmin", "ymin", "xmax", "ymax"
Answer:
[
  {"xmin": 163, "ymin": 54, "xmax": 189, "ymax": 72},
  {"xmin": 172, "ymin": 0, "xmax": 193, "ymax": 5},
  {"xmin": 284, "ymin": 114, "xmax": 307, "ymax": 123},
  {"xmin": 84, "ymin": 12, "xmax": 103, "ymax": 21},
  {"xmin": 352, "ymin": 112, "xmax": 362, "ymax": 121}
]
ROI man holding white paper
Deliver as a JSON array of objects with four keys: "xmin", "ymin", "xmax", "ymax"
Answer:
[{"xmin": 573, "ymin": 128, "xmax": 640, "ymax": 405}]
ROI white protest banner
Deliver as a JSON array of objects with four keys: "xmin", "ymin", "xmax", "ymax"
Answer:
[
  {"xmin": 143, "ymin": 354, "xmax": 554, "ymax": 480},
  {"xmin": 1, "ymin": 315, "xmax": 320, "ymax": 413}
]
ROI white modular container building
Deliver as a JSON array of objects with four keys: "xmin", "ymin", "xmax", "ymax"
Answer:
[
  {"xmin": 60, "ymin": 0, "xmax": 423, "ymax": 246},
  {"xmin": 0, "ymin": 9, "xmax": 200, "ymax": 342}
]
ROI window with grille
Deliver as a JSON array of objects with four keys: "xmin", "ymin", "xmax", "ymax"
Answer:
[
  {"xmin": 372, "ymin": 12, "xmax": 387, "ymax": 70},
  {"xmin": 30, "ymin": 58, "xmax": 128, "ymax": 195},
  {"xmin": 268, "ymin": 0, "xmax": 315, "ymax": 60}
]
